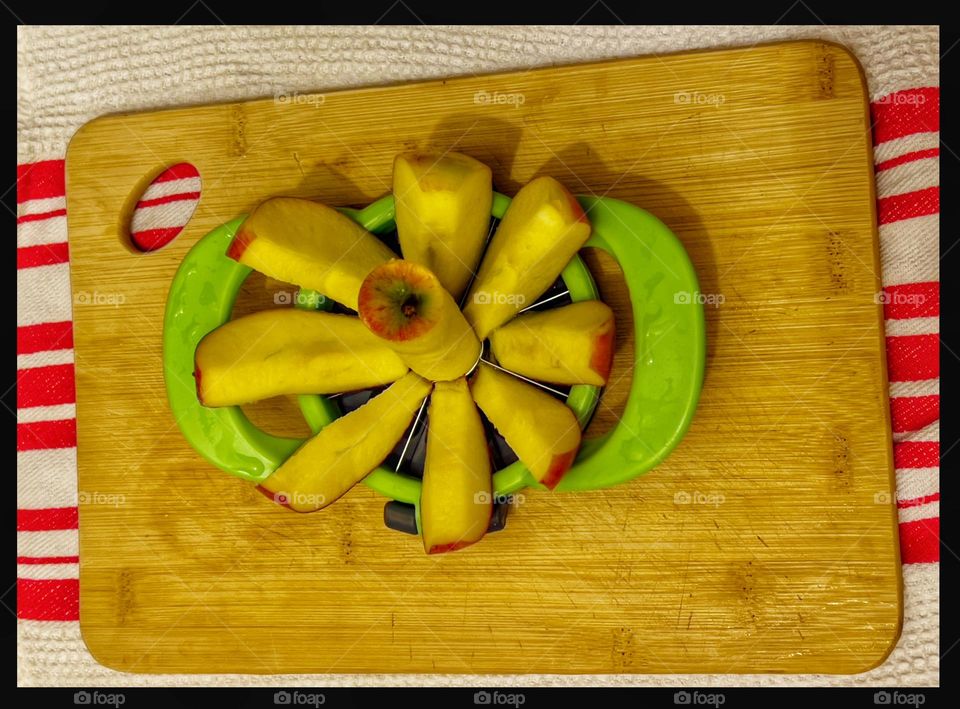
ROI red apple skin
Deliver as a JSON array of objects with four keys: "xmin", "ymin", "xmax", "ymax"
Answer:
[
  {"xmin": 540, "ymin": 448, "xmax": 577, "ymax": 490},
  {"xmin": 194, "ymin": 363, "xmax": 204, "ymax": 405},
  {"xmin": 589, "ymin": 324, "xmax": 615, "ymax": 383},
  {"xmin": 358, "ymin": 260, "xmax": 481, "ymax": 381},
  {"xmin": 425, "ymin": 506, "xmax": 493, "ymax": 554},
  {"xmin": 427, "ymin": 540, "xmax": 477, "ymax": 555},
  {"xmin": 357, "ymin": 261, "xmax": 436, "ymax": 342},
  {"xmin": 255, "ymin": 485, "xmax": 291, "ymax": 508},
  {"xmin": 226, "ymin": 227, "xmax": 255, "ymax": 261},
  {"xmin": 567, "ymin": 191, "xmax": 589, "ymax": 224},
  {"xmin": 258, "ymin": 484, "xmax": 335, "ymax": 514}
]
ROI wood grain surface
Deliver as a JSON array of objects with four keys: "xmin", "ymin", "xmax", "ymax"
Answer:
[{"xmin": 66, "ymin": 40, "xmax": 901, "ymax": 675}]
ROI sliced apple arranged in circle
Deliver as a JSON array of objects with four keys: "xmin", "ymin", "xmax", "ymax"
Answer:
[{"xmin": 198, "ymin": 151, "xmax": 613, "ymax": 552}]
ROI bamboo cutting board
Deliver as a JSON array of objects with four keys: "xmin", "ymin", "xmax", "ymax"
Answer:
[{"xmin": 66, "ymin": 40, "xmax": 901, "ymax": 675}]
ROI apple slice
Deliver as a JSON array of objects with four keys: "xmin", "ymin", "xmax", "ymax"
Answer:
[
  {"xmin": 469, "ymin": 362, "xmax": 581, "ymax": 490},
  {"xmin": 488, "ymin": 300, "xmax": 615, "ymax": 386},
  {"xmin": 227, "ymin": 197, "xmax": 396, "ymax": 310},
  {"xmin": 420, "ymin": 378, "xmax": 493, "ymax": 554},
  {"xmin": 258, "ymin": 372, "xmax": 432, "ymax": 512},
  {"xmin": 463, "ymin": 176, "xmax": 591, "ymax": 339},
  {"xmin": 194, "ymin": 309, "xmax": 408, "ymax": 407},
  {"xmin": 358, "ymin": 259, "xmax": 481, "ymax": 382},
  {"xmin": 394, "ymin": 151, "xmax": 493, "ymax": 301}
]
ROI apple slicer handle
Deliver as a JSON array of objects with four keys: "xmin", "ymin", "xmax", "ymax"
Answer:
[{"xmin": 554, "ymin": 196, "xmax": 706, "ymax": 492}]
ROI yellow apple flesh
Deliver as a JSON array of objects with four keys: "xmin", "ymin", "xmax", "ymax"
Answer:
[
  {"xmin": 394, "ymin": 151, "xmax": 493, "ymax": 301},
  {"xmin": 469, "ymin": 362, "xmax": 581, "ymax": 490},
  {"xmin": 195, "ymin": 309, "xmax": 408, "ymax": 406},
  {"xmin": 227, "ymin": 197, "xmax": 396, "ymax": 311},
  {"xmin": 258, "ymin": 372, "xmax": 433, "ymax": 512},
  {"xmin": 463, "ymin": 176, "xmax": 591, "ymax": 339},
  {"xmin": 488, "ymin": 300, "xmax": 615, "ymax": 386},
  {"xmin": 420, "ymin": 378, "xmax": 493, "ymax": 554}
]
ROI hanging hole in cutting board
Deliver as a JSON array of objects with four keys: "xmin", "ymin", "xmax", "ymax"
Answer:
[{"xmin": 126, "ymin": 162, "xmax": 201, "ymax": 252}]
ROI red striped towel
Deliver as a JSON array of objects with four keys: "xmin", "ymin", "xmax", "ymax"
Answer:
[{"xmin": 16, "ymin": 162, "xmax": 202, "ymax": 620}]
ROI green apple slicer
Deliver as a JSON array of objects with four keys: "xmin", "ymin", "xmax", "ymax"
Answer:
[{"xmin": 163, "ymin": 192, "xmax": 705, "ymax": 536}]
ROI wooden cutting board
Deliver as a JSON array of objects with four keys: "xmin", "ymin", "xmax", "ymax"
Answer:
[{"xmin": 66, "ymin": 40, "xmax": 901, "ymax": 675}]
